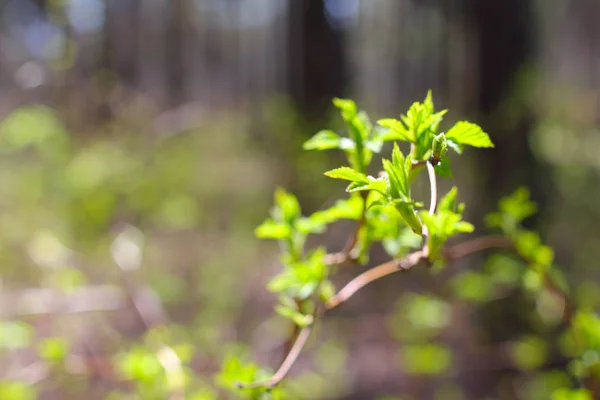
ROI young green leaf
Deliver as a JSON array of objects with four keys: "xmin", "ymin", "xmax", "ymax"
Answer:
[
  {"xmin": 486, "ymin": 187, "xmax": 537, "ymax": 235},
  {"xmin": 431, "ymin": 133, "xmax": 448, "ymax": 161},
  {"xmin": 324, "ymin": 167, "xmax": 369, "ymax": 183},
  {"xmin": 332, "ymin": 98, "xmax": 357, "ymax": 120},
  {"xmin": 255, "ymin": 219, "xmax": 291, "ymax": 239},
  {"xmin": 377, "ymin": 119, "xmax": 415, "ymax": 142},
  {"xmin": 308, "ymin": 196, "xmax": 363, "ymax": 225},
  {"xmin": 445, "ymin": 121, "xmax": 494, "ymax": 151},
  {"xmin": 274, "ymin": 188, "xmax": 301, "ymax": 221},
  {"xmin": 303, "ymin": 130, "xmax": 354, "ymax": 151}
]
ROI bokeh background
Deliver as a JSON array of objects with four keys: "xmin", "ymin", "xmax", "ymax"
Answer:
[{"xmin": 0, "ymin": 0, "xmax": 599, "ymax": 399}]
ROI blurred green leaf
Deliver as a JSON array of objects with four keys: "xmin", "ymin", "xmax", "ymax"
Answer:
[
  {"xmin": 37, "ymin": 337, "xmax": 70, "ymax": 363},
  {"xmin": 254, "ymin": 219, "xmax": 291, "ymax": 240},
  {"xmin": 267, "ymin": 248, "xmax": 328, "ymax": 300},
  {"xmin": 118, "ymin": 347, "xmax": 163, "ymax": 383},
  {"xmin": 309, "ymin": 195, "xmax": 363, "ymax": 225},
  {"xmin": 401, "ymin": 343, "xmax": 452, "ymax": 375},
  {"xmin": 0, "ymin": 321, "xmax": 33, "ymax": 350},
  {"xmin": 450, "ymin": 271, "xmax": 493, "ymax": 302},
  {"xmin": 551, "ymin": 388, "xmax": 592, "ymax": 400},
  {"xmin": 510, "ymin": 336, "xmax": 548, "ymax": 370},
  {"xmin": 0, "ymin": 106, "xmax": 68, "ymax": 152},
  {"xmin": 0, "ymin": 381, "xmax": 37, "ymax": 400},
  {"xmin": 303, "ymin": 130, "xmax": 350, "ymax": 151}
]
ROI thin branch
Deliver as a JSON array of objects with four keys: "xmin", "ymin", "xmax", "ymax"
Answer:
[
  {"xmin": 325, "ymin": 191, "xmax": 369, "ymax": 266},
  {"xmin": 443, "ymin": 235, "xmax": 514, "ymax": 261},
  {"xmin": 426, "ymin": 161, "xmax": 437, "ymax": 216},
  {"xmin": 237, "ymin": 323, "xmax": 314, "ymax": 390},
  {"xmin": 326, "ymin": 249, "xmax": 426, "ymax": 310},
  {"xmin": 411, "ymin": 159, "xmax": 428, "ymax": 170}
]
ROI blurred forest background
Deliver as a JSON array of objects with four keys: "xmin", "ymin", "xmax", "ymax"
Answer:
[{"xmin": 0, "ymin": 0, "xmax": 599, "ymax": 399}]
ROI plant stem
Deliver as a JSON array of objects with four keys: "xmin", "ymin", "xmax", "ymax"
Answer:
[
  {"xmin": 326, "ymin": 249, "xmax": 426, "ymax": 310},
  {"xmin": 237, "ymin": 322, "xmax": 314, "ymax": 390},
  {"xmin": 426, "ymin": 161, "xmax": 437, "ymax": 216}
]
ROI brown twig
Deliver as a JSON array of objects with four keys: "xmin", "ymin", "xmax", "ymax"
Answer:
[
  {"xmin": 443, "ymin": 235, "xmax": 514, "ymax": 261},
  {"xmin": 237, "ymin": 320, "xmax": 315, "ymax": 390},
  {"xmin": 326, "ymin": 249, "xmax": 426, "ymax": 310},
  {"xmin": 325, "ymin": 191, "xmax": 369, "ymax": 266}
]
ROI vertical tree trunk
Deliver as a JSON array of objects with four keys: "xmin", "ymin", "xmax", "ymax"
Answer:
[
  {"xmin": 286, "ymin": 0, "xmax": 348, "ymax": 120},
  {"xmin": 463, "ymin": 0, "xmax": 541, "ymax": 206},
  {"xmin": 166, "ymin": 0, "xmax": 186, "ymax": 107}
]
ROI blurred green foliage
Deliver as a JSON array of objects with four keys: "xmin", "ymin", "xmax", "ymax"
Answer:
[{"xmin": 1, "ymin": 94, "xmax": 600, "ymax": 399}]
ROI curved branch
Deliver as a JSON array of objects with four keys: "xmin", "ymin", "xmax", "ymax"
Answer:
[
  {"xmin": 443, "ymin": 235, "xmax": 513, "ymax": 261},
  {"xmin": 237, "ymin": 323, "xmax": 314, "ymax": 390},
  {"xmin": 326, "ymin": 249, "xmax": 426, "ymax": 310}
]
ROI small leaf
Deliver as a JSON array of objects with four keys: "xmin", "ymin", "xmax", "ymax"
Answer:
[
  {"xmin": 274, "ymin": 188, "xmax": 301, "ymax": 222},
  {"xmin": 431, "ymin": 133, "xmax": 448, "ymax": 160},
  {"xmin": 324, "ymin": 167, "xmax": 368, "ymax": 183},
  {"xmin": 303, "ymin": 130, "xmax": 344, "ymax": 151},
  {"xmin": 347, "ymin": 176, "xmax": 387, "ymax": 195},
  {"xmin": 332, "ymin": 98, "xmax": 357, "ymax": 117},
  {"xmin": 434, "ymin": 156, "xmax": 453, "ymax": 178},
  {"xmin": 309, "ymin": 196, "xmax": 363, "ymax": 224},
  {"xmin": 296, "ymin": 217, "xmax": 326, "ymax": 235},
  {"xmin": 255, "ymin": 219, "xmax": 291, "ymax": 239},
  {"xmin": 446, "ymin": 121, "xmax": 494, "ymax": 149},
  {"xmin": 319, "ymin": 280, "xmax": 336, "ymax": 302},
  {"xmin": 377, "ymin": 119, "xmax": 414, "ymax": 142},
  {"xmin": 37, "ymin": 337, "xmax": 69, "ymax": 362}
]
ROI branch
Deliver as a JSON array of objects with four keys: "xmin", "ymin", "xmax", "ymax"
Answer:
[
  {"xmin": 326, "ymin": 249, "xmax": 426, "ymax": 310},
  {"xmin": 237, "ymin": 322, "xmax": 314, "ymax": 390},
  {"xmin": 325, "ymin": 191, "xmax": 369, "ymax": 266},
  {"xmin": 443, "ymin": 235, "xmax": 514, "ymax": 261},
  {"xmin": 411, "ymin": 159, "xmax": 428, "ymax": 170},
  {"xmin": 426, "ymin": 161, "xmax": 437, "ymax": 216}
]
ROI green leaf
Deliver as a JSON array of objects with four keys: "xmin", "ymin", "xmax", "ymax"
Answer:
[
  {"xmin": 510, "ymin": 336, "xmax": 548, "ymax": 371},
  {"xmin": 275, "ymin": 304, "xmax": 314, "ymax": 327},
  {"xmin": 446, "ymin": 121, "xmax": 494, "ymax": 149},
  {"xmin": 37, "ymin": 337, "xmax": 69, "ymax": 363},
  {"xmin": 309, "ymin": 196, "xmax": 363, "ymax": 224},
  {"xmin": 216, "ymin": 354, "xmax": 259, "ymax": 391},
  {"xmin": 382, "ymin": 227, "xmax": 422, "ymax": 258},
  {"xmin": 450, "ymin": 271, "xmax": 493, "ymax": 302},
  {"xmin": 382, "ymin": 143, "xmax": 411, "ymax": 200},
  {"xmin": 324, "ymin": 167, "xmax": 368, "ymax": 183},
  {"xmin": 377, "ymin": 119, "xmax": 414, "ymax": 142},
  {"xmin": 295, "ymin": 217, "xmax": 326, "ymax": 235},
  {"xmin": 486, "ymin": 187, "xmax": 538, "ymax": 236},
  {"xmin": 431, "ymin": 133, "xmax": 448, "ymax": 160},
  {"xmin": 332, "ymin": 98, "xmax": 357, "ymax": 119},
  {"xmin": 434, "ymin": 156, "xmax": 453, "ymax": 178},
  {"xmin": 552, "ymin": 388, "xmax": 593, "ymax": 400},
  {"xmin": 255, "ymin": 219, "xmax": 291, "ymax": 239},
  {"xmin": 420, "ymin": 203, "xmax": 474, "ymax": 260},
  {"xmin": 401, "ymin": 343, "xmax": 452, "ymax": 375},
  {"xmin": 0, "ymin": 381, "xmax": 37, "ymax": 400},
  {"xmin": 347, "ymin": 176, "xmax": 387, "ymax": 195},
  {"xmin": 303, "ymin": 130, "xmax": 355, "ymax": 151},
  {"xmin": 0, "ymin": 321, "xmax": 33, "ymax": 350},
  {"xmin": 274, "ymin": 188, "xmax": 301, "ymax": 223},
  {"xmin": 267, "ymin": 248, "xmax": 328, "ymax": 299},
  {"xmin": 319, "ymin": 280, "xmax": 336, "ymax": 302}
]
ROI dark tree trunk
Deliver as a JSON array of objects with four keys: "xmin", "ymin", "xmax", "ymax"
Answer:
[
  {"xmin": 286, "ymin": 0, "xmax": 348, "ymax": 120},
  {"xmin": 166, "ymin": 0, "xmax": 186, "ymax": 107},
  {"xmin": 463, "ymin": 0, "xmax": 542, "ymax": 206}
]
